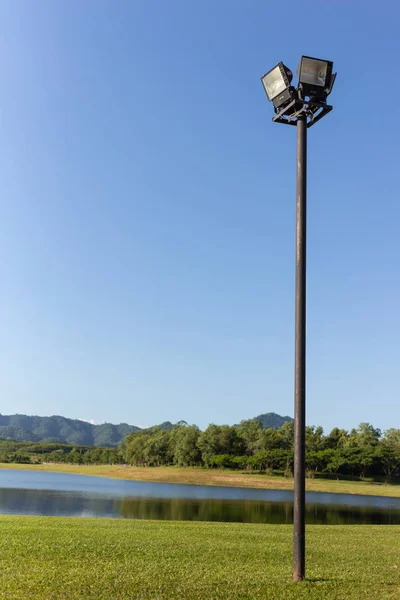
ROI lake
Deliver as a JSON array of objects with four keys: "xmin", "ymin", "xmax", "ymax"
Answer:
[{"xmin": 1, "ymin": 468, "xmax": 400, "ymax": 524}]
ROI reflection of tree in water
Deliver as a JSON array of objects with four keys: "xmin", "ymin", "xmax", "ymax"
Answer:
[
  {"xmin": 306, "ymin": 503, "xmax": 400, "ymax": 525},
  {"xmin": 1, "ymin": 487, "xmax": 400, "ymax": 525},
  {"xmin": 117, "ymin": 496, "xmax": 400, "ymax": 525},
  {"xmin": 118, "ymin": 497, "xmax": 289, "ymax": 523}
]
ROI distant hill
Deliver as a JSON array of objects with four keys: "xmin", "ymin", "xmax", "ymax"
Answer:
[
  {"xmin": 0, "ymin": 412, "xmax": 292, "ymax": 446},
  {"xmin": 253, "ymin": 412, "xmax": 293, "ymax": 429},
  {"xmin": 149, "ymin": 421, "xmax": 175, "ymax": 432},
  {"xmin": 0, "ymin": 414, "xmax": 140, "ymax": 447}
]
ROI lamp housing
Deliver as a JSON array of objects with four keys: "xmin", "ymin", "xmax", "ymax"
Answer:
[
  {"xmin": 261, "ymin": 62, "xmax": 294, "ymax": 110},
  {"xmin": 297, "ymin": 56, "xmax": 335, "ymax": 102}
]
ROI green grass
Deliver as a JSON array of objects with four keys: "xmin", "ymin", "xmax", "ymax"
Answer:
[
  {"xmin": 0, "ymin": 516, "xmax": 399, "ymax": 599},
  {"xmin": 1, "ymin": 462, "xmax": 400, "ymax": 497}
]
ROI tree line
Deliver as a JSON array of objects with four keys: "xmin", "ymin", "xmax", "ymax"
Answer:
[
  {"xmin": 121, "ymin": 420, "xmax": 400, "ymax": 481},
  {"xmin": 2, "ymin": 420, "xmax": 400, "ymax": 481},
  {"xmin": 0, "ymin": 440, "xmax": 123, "ymax": 466}
]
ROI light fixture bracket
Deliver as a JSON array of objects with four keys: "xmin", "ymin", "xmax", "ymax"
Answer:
[{"xmin": 272, "ymin": 98, "xmax": 333, "ymax": 128}]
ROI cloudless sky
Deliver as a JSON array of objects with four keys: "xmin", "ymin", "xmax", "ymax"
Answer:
[{"xmin": 0, "ymin": 1, "xmax": 399, "ymax": 433}]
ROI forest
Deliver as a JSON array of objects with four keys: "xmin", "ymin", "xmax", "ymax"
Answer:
[{"xmin": 1, "ymin": 419, "xmax": 400, "ymax": 481}]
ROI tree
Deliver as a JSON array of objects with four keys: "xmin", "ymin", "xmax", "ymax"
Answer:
[
  {"xmin": 69, "ymin": 447, "xmax": 83, "ymax": 464},
  {"xmin": 231, "ymin": 455, "xmax": 249, "ymax": 470},
  {"xmin": 306, "ymin": 426, "xmax": 325, "ymax": 452},
  {"xmin": 357, "ymin": 447, "xmax": 377, "ymax": 480},
  {"xmin": 306, "ymin": 449, "xmax": 333, "ymax": 478},
  {"xmin": 143, "ymin": 429, "xmax": 170, "ymax": 466},
  {"xmin": 378, "ymin": 429, "xmax": 400, "ymax": 480},
  {"xmin": 346, "ymin": 423, "xmax": 381, "ymax": 449},
  {"xmin": 124, "ymin": 433, "xmax": 151, "ymax": 466},
  {"xmin": 325, "ymin": 427, "xmax": 348, "ymax": 450},
  {"xmin": 250, "ymin": 450, "xmax": 270, "ymax": 471},
  {"xmin": 344, "ymin": 447, "xmax": 377, "ymax": 480},
  {"xmin": 357, "ymin": 423, "xmax": 381, "ymax": 447},
  {"xmin": 278, "ymin": 421, "xmax": 294, "ymax": 450},
  {"xmin": 219, "ymin": 426, "xmax": 244, "ymax": 456},
  {"xmin": 237, "ymin": 420, "xmax": 262, "ymax": 455},
  {"xmin": 209, "ymin": 454, "xmax": 235, "ymax": 469},
  {"xmin": 120, "ymin": 430, "xmax": 140, "ymax": 460},
  {"xmin": 197, "ymin": 425, "xmax": 243, "ymax": 467},
  {"xmin": 46, "ymin": 449, "xmax": 67, "ymax": 463},
  {"xmin": 256, "ymin": 428, "xmax": 283, "ymax": 451},
  {"xmin": 250, "ymin": 449, "xmax": 290, "ymax": 471},
  {"xmin": 170, "ymin": 425, "xmax": 201, "ymax": 466},
  {"xmin": 326, "ymin": 449, "xmax": 346, "ymax": 480}
]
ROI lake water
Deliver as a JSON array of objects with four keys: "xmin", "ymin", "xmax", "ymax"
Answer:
[{"xmin": 1, "ymin": 468, "xmax": 400, "ymax": 524}]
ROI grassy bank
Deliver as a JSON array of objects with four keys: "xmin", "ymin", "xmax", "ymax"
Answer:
[
  {"xmin": 1, "ymin": 462, "xmax": 400, "ymax": 497},
  {"xmin": 0, "ymin": 516, "xmax": 399, "ymax": 599}
]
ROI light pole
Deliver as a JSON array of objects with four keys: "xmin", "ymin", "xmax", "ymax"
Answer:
[{"xmin": 261, "ymin": 56, "xmax": 336, "ymax": 582}]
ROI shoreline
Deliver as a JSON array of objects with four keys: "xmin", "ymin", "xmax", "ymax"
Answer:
[{"xmin": 1, "ymin": 462, "xmax": 399, "ymax": 498}]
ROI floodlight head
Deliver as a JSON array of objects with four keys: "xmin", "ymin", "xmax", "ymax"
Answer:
[
  {"xmin": 297, "ymin": 56, "xmax": 335, "ymax": 102},
  {"xmin": 261, "ymin": 62, "xmax": 295, "ymax": 111}
]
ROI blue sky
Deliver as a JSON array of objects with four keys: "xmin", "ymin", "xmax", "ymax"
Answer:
[{"xmin": 1, "ymin": 1, "xmax": 399, "ymax": 432}]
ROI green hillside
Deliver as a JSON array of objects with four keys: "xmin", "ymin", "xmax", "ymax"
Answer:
[
  {"xmin": 254, "ymin": 412, "xmax": 293, "ymax": 429},
  {"xmin": 0, "ymin": 412, "xmax": 291, "ymax": 446},
  {"xmin": 0, "ymin": 414, "xmax": 140, "ymax": 447}
]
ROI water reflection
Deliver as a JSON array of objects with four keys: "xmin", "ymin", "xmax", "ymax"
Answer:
[
  {"xmin": 118, "ymin": 496, "xmax": 400, "ymax": 524},
  {"xmin": 1, "ymin": 487, "xmax": 400, "ymax": 525}
]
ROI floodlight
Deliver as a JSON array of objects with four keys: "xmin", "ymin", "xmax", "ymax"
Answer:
[
  {"xmin": 297, "ymin": 56, "xmax": 335, "ymax": 101},
  {"xmin": 261, "ymin": 62, "xmax": 294, "ymax": 111}
]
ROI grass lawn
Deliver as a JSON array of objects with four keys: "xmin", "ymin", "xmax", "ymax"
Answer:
[
  {"xmin": 0, "ymin": 516, "xmax": 399, "ymax": 599},
  {"xmin": 1, "ymin": 462, "xmax": 399, "ymax": 497}
]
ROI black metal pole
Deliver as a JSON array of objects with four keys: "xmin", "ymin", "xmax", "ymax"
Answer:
[{"xmin": 293, "ymin": 114, "xmax": 307, "ymax": 582}]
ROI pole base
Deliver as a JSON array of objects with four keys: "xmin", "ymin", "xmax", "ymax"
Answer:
[{"xmin": 293, "ymin": 572, "xmax": 305, "ymax": 582}]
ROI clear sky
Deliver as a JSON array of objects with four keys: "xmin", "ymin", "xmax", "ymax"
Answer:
[{"xmin": 1, "ymin": 1, "xmax": 399, "ymax": 433}]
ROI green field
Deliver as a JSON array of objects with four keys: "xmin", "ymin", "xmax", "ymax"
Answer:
[
  {"xmin": 0, "ymin": 516, "xmax": 399, "ymax": 599},
  {"xmin": 1, "ymin": 462, "xmax": 400, "ymax": 497}
]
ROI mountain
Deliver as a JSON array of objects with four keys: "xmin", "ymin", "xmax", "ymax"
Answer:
[
  {"xmin": 0, "ymin": 412, "xmax": 292, "ymax": 446},
  {"xmin": 0, "ymin": 414, "xmax": 140, "ymax": 447},
  {"xmin": 149, "ymin": 421, "xmax": 175, "ymax": 432},
  {"xmin": 253, "ymin": 412, "xmax": 293, "ymax": 429}
]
